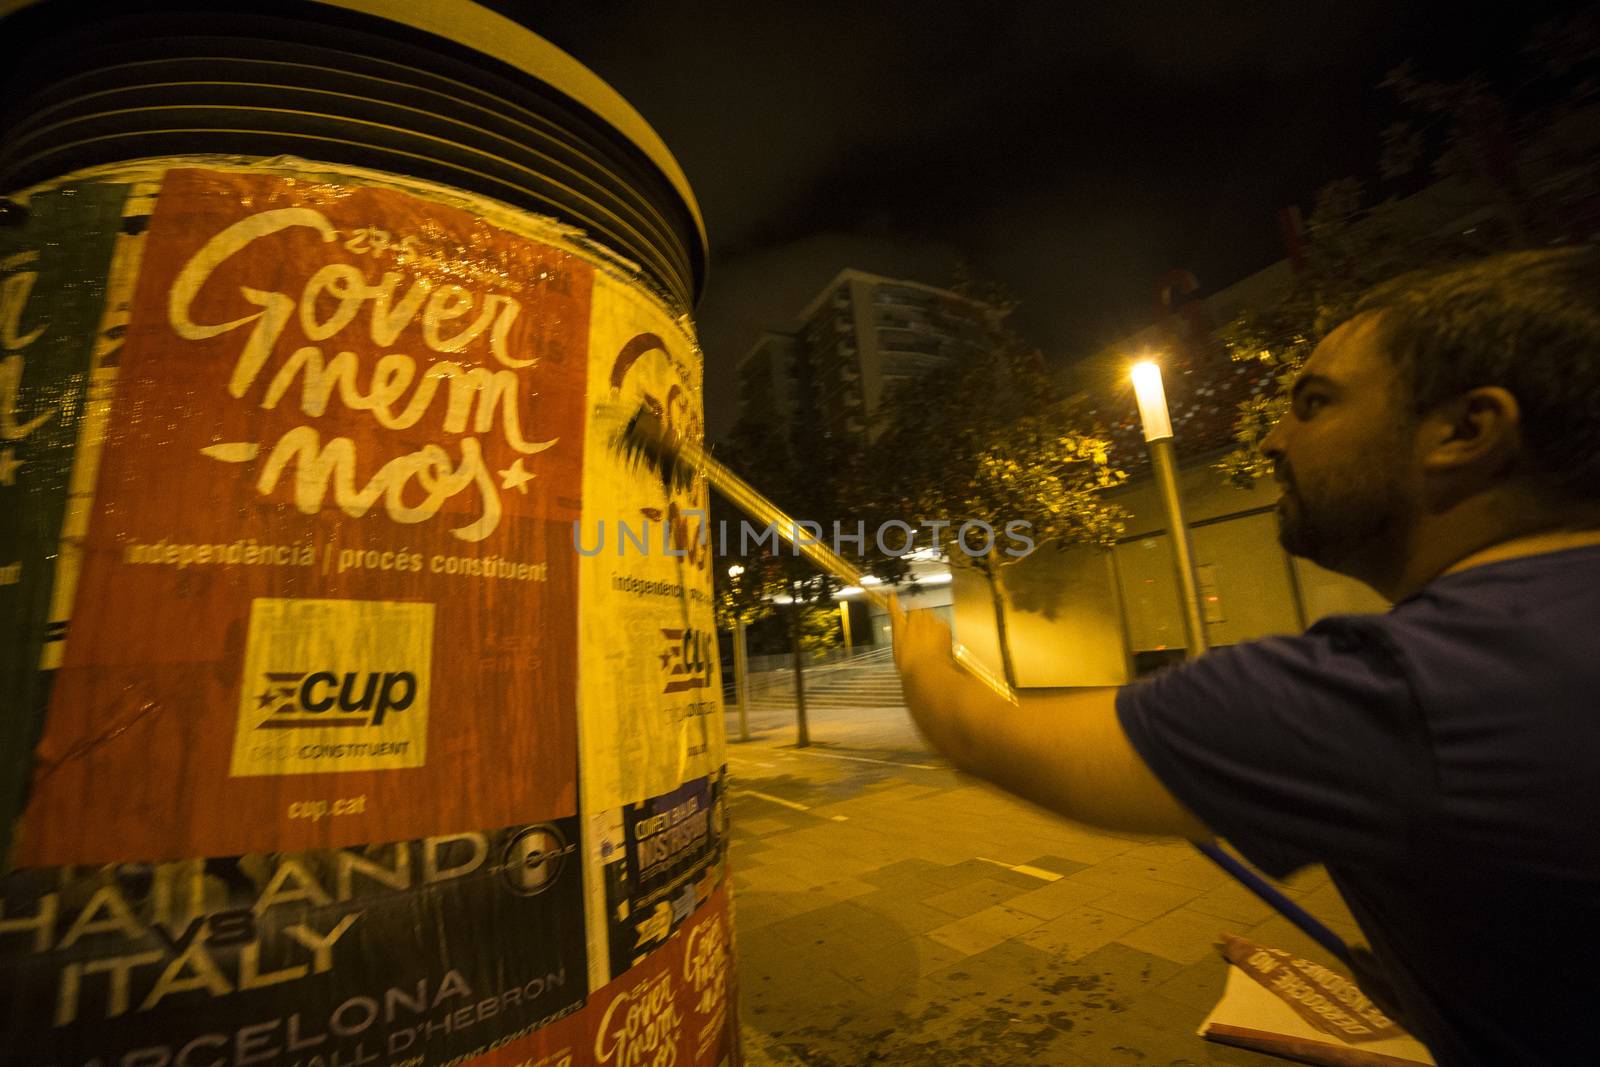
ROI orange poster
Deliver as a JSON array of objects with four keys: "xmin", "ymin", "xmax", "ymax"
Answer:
[{"xmin": 17, "ymin": 168, "xmax": 590, "ymax": 865}]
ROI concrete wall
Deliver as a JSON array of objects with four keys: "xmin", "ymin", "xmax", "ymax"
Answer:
[
  {"xmin": 950, "ymin": 548, "xmax": 1132, "ymax": 688},
  {"xmin": 950, "ymin": 455, "xmax": 1390, "ymax": 687}
]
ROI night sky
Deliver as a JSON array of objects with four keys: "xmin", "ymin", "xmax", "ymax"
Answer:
[{"xmin": 497, "ymin": 2, "xmax": 1580, "ymax": 436}]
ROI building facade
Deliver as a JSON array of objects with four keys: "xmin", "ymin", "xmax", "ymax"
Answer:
[
  {"xmin": 734, "ymin": 268, "xmax": 999, "ymax": 439},
  {"xmin": 735, "ymin": 329, "xmax": 801, "ymax": 427}
]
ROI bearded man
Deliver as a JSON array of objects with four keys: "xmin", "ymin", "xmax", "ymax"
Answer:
[{"xmin": 892, "ymin": 246, "xmax": 1600, "ymax": 1066}]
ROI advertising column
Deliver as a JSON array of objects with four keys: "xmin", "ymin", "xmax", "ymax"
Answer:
[{"xmin": 0, "ymin": 158, "xmax": 736, "ymax": 1066}]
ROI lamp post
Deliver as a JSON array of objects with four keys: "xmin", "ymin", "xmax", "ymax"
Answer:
[
  {"xmin": 787, "ymin": 581, "xmax": 810, "ymax": 748},
  {"xmin": 727, "ymin": 565, "xmax": 751, "ymax": 742},
  {"xmin": 1130, "ymin": 360, "xmax": 1209, "ymax": 660},
  {"xmin": 1128, "ymin": 368, "xmax": 1354, "ymax": 963}
]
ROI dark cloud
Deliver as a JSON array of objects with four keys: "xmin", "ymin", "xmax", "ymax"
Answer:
[{"xmin": 502, "ymin": 1, "xmax": 1578, "ymax": 434}]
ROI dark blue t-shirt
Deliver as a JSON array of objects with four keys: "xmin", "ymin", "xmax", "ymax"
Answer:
[{"xmin": 1117, "ymin": 545, "xmax": 1600, "ymax": 1066}]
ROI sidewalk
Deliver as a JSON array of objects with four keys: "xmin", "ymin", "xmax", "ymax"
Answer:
[{"xmin": 725, "ymin": 698, "xmax": 1363, "ymax": 1066}]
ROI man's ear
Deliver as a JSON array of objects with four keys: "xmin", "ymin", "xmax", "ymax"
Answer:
[{"xmin": 1420, "ymin": 386, "xmax": 1523, "ymax": 477}]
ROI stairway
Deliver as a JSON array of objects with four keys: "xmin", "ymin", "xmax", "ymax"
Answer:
[{"xmin": 738, "ymin": 648, "xmax": 906, "ymax": 711}]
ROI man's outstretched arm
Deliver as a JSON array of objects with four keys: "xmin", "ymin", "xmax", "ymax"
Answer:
[{"xmin": 891, "ymin": 603, "xmax": 1212, "ymax": 841}]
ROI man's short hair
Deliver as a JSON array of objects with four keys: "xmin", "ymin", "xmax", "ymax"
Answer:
[{"xmin": 1354, "ymin": 246, "xmax": 1600, "ymax": 500}]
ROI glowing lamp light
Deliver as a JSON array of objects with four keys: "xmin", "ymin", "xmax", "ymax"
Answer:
[
  {"xmin": 834, "ymin": 585, "xmax": 864, "ymax": 599},
  {"xmin": 1130, "ymin": 360, "xmax": 1173, "ymax": 442},
  {"xmin": 727, "ymin": 564, "xmax": 744, "ymax": 578}
]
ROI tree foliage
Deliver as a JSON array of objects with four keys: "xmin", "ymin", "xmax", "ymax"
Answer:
[
  {"xmin": 858, "ymin": 280, "xmax": 1130, "ymax": 683},
  {"xmin": 859, "ymin": 288, "xmax": 1129, "ymax": 575},
  {"xmin": 794, "ymin": 601, "xmax": 844, "ymax": 656},
  {"xmin": 712, "ymin": 401, "xmax": 851, "ymax": 656},
  {"xmin": 1217, "ymin": 11, "xmax": 1600, "ymax": 488},
  {"xmin": 714, "ymin": 272, "xmax": 1129, "ymax": 680}
]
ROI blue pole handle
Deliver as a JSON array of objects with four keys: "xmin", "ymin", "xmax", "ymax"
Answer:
[{"xmin": 1194, "ymin": 840, "xmax": 1353, "ymax": 966}]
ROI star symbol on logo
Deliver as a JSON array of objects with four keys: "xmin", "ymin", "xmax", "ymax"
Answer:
[
  {"xmin": 256, "ymin": 690, "xmax": 276, "ymax": 709},
  {"xmin": 0, "ymin": 448, "xmax": 22, "ymax": 487},
  {"xmin": 499, "ymin": 458, "xmax": 535, "ymax": 493}
]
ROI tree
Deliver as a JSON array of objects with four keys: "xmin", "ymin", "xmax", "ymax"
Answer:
[
  {"xmin": 1218, "ymin": 11, "xmax": 1600, "ymax": 487},
  {"xmin": 716, "ymin": 398, "xmax": 858, "ymax": 628},
  {"xmin": 860, "ymin": 283, "xmax": 1128, "ymax": 687},
  {"xmin": 713, "ymin": 406, "xmax": 853, "ymax": 747}
]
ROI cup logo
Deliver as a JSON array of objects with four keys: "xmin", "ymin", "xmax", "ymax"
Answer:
[{"xmin": 230, "ymin": 597, "xmax": 433, "ymax": 776}]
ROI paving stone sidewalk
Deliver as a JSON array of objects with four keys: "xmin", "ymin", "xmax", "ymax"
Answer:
[{"xmin": 725, "ymin": 699, "xmax": 1365, "ymax": 1067}]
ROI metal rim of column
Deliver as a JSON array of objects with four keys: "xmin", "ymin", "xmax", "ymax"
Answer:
[{"xmin": 0, "ymin": 0, "xmax": 706, "ymax": 311}]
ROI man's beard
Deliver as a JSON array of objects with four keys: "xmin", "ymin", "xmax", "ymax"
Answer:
[{"xmin": 1275, "ymin": 465, "xmax": 1408, "ymax": 575}]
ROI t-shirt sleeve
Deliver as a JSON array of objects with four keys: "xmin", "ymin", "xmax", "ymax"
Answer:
[{"xmin": 1115, "ymin": 619, "xmax": 1434, "ymax": 878}]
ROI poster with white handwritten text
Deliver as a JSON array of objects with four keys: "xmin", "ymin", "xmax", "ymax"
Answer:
[{"xmin": 15, "ymin": 168, "xmax": 588, "ymax": 866}]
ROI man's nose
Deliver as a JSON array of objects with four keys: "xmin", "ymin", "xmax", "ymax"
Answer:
[{"xmin": 1260, "ymin": 418, "xmax": 1285, "ymax": 460}]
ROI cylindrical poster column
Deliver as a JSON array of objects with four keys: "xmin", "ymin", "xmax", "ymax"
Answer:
[{"xmin": 0, "ymin": 3, "xmax": 735, "ymax": 1065}]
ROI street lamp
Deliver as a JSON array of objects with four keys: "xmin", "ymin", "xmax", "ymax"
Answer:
[
  {"xmin": 1130, "ymin": 359, "xmax": 1357, "ymax": 964},
  {"xmin": 1130, "ymin": 359, "xmax": 1209, "ymax": 661},
  {"xmin": 726, "ymin": 564, "xmax": 750, "ymax": 741}
]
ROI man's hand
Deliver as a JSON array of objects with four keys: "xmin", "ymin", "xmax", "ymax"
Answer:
[
  {"xmin": 888, "ymin": 599, "xmax": 993, "ymax": 769},
  {"xmin": 887, "ymin": 596, "xmax": 1211, "ymax": 840},
  {"xmin": 888, "ymin": 596, "xmax": 959, "ymax": 681}
]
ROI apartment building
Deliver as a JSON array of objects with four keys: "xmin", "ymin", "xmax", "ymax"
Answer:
[{"xmin": 734, "ymin": 269, "xmax": 999, "ymax": 438}]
